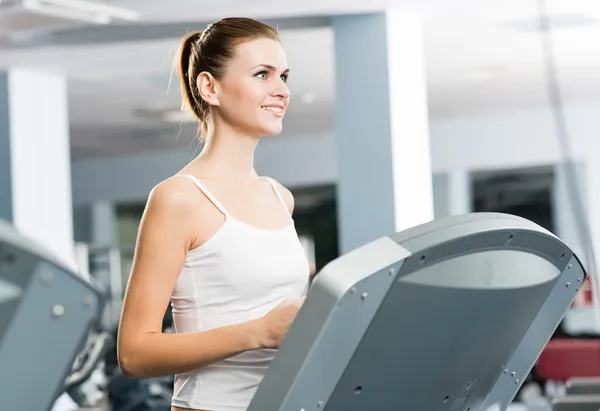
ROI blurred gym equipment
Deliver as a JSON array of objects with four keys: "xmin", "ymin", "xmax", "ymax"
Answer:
[
  {"xmin": 0, "ymin": 213, "xmax": 586, "ymax": 411},
  {"xmin": 547, "ymin": 377, "xmax": 600, "ymax": 410},
  {"xmin": 0, "ymin": 219, "xmax": 109, "ymax": 411},
  {"xmin": 552, "ymin": 394, "xmax": 600, "ymax": 411}
]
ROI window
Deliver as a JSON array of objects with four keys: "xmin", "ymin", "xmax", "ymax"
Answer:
[{"xmin": 471, "ymin": 165, "xmax": 555, "ymax": 233}]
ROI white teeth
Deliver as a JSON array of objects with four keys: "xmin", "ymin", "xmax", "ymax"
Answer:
[{"xmin": 262, "ymin": 106, "xmax": 282, "ymax": 113}]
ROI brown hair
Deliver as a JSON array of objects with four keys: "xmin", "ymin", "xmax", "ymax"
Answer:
[{"xmin": 176, "ymin": 17, "xmax": 280, "ymax": 139}]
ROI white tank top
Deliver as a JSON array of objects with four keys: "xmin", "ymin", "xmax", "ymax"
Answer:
[{"xmin": 170, "ymin": 174, "xmax": 310, "ymax": 411}]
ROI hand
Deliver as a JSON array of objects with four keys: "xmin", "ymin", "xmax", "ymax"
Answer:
[{"xmin": 258, "ymin": 296, "xmax": 306, "ymax": 349}]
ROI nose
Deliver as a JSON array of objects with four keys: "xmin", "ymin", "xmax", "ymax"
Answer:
[{"xmin": 273, "ymin": 79, "xmax": 291, "ymax": 100}]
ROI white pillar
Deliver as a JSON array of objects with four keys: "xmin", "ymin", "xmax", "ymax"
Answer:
[
  {"xmin": 89, "ymin": 200, "xmax": 121, "ymax": 326},
  {"xmin": 553, "ymin": 162, "xmax": 587, "ymax": 264},
  {"xmin": 448, "ymin": 170, "xmax": 471, "ymax": 216},
  {"xmin": 0, "ymin": 69, "xmax": 75, "ymax": 269},
  {"xmin": 332, "ymin": 9, "xmax": 434, "ymax": 254},
  {"xmin": 91, "ymin": 200, "xmax": 117, "ymax": 246},
  {"xmin": 432, "ymin": 173, "xmax": 450, "ymax": 218}
]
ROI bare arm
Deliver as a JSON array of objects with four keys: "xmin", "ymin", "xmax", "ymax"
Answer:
[{"xmin": 117, "ymin": 178, "xmax": 266, "ymax": 379}]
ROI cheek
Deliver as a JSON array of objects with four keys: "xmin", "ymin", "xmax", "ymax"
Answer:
[
  {"xmin": 227, "ymin": 81, "xmax": 263, "ymax": 109},
  {"xmin": 219, "ymin": 79, "xmax": 268, "ymax": 127}
]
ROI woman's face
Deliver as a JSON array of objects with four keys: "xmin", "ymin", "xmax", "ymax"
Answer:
[{"xmin": 213, "ymin": 37, "xmax": 291, "ymax": 137}]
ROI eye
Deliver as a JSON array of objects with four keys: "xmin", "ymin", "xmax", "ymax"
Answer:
[
  {"xmin": 254, "ymin": 70, "xmax": 268, "ymax": 79},
  {"xmin": 280, "ymin": 73, "xmax": 289, "ymax": 83}
]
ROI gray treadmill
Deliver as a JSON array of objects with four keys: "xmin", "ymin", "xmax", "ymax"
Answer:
[
  {"xmin": 248, "ymin": 212, "xmax": 586, "ymax": 411},
  {"xmin": 0, "ymin": 219, "xmax": 105, "ymax": 411},
  {"xmin": 0, "ymin": 213, "xmax": 586, "ymax": 411}
]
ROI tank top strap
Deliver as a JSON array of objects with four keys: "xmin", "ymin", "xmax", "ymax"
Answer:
[
  {"xmin": 178, "ymin": 174, "xmax": 230, "ymax": 219},
  {"xmin": 267, "ymin": 177, "xmax": 291, "ymax": 217}
]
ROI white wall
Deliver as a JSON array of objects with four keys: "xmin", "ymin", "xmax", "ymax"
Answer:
[{"xmin": 431, "ymin": 101, "xmax": 600, "ymax": 172}]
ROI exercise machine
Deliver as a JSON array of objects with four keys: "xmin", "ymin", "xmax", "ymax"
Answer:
[
  {"xmin": 547, "ymin": 378, "xmax": 600, "ymax": 410},
  {"xmin": 0, "ymin": 219, "xmax": 108, "ymax": 411},
  {"xmin": 248, "ymin": 212, "xmax": 586, "ymax": 411},
  {"xmin": 0, "ymin": 213, "xmax": 587, "ymax": 411}
]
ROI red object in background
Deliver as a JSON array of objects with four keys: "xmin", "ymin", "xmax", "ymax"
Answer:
[{"xmin": 537, "ymin": 339, "xmax": 600, "ymax": 381}]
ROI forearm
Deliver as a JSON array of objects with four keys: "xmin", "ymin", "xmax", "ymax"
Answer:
[{"xmin": 119, "ymin": 319, "xmax": 265, "ymax": 379}]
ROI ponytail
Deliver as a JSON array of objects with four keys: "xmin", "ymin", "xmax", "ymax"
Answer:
[{"xmin": 176, "ymin": 30, "xmax": 209, "ymax": 137}]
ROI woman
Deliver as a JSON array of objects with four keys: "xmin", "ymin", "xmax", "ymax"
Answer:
[{"xmin": 117, "ymin": 17, "xmax": 310, "ymax": 411}]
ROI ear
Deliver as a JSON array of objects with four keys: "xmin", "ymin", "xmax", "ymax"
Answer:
[{"xmin": 196, "ymin": 72, "xmax": 220, "ymax": 106}]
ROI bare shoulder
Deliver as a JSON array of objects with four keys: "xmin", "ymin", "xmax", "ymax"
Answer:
[
  {"xmin": 269, "ymin": 178, "xmax": 295, "ymax": 215},
  {"xmin": 147, "ymin": 175, "xmax": 200, "ymax": 214},
  {"xmin": 137, "ymin": 175, "xmax": 208, "ymax": 251}
]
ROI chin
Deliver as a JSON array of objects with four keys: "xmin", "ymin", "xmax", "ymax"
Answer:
[
  {"xmin": 257, "ymin": 123, "xmax": 284, "ymax": 137},
  {"xmin": 266, "ymin": 128, "xmax": 283, "ymax": 136}
]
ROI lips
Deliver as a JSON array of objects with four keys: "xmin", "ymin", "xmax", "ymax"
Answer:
[{"xmin": 261, "ymin": 104, "xmax": 284, "ymax": 117}]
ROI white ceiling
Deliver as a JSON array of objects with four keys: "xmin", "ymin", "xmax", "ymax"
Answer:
[{"xmin": 1, "ymin": 0, "xmax": 600, "ymax": 160}]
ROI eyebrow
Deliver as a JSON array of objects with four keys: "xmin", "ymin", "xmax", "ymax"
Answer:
[{"xmin": 251, "ymin": 64, "xmax": 290, "ymax": 74}]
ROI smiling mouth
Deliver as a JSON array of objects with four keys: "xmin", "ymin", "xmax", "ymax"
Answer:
[{"xmin": 261, "ymin": 106, "xmax": 284, "ymax": 116}]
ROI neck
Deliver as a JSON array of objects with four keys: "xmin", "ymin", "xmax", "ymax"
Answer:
[{"xmin": 195, "ymin": 120, "xmax": 261, "ymax": 180}]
